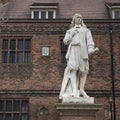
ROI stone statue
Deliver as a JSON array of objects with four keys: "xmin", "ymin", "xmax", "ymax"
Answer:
[{"xmin": 59, "ymin": 13, "xmax": 98, "ymax": 99}]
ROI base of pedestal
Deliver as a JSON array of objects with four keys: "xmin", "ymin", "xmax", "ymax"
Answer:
[
  {"xmin": 62, "ymin": 96, "xmax": 94, "ymax": 104},
  {"xmin": 55, "ymin": 103, "xmax": 102, "ymax": 120}
]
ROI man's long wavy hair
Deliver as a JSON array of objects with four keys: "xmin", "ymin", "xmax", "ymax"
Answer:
[{"xmin": 70, "ymin": 13, "xmax": 86, "ymax": 28}]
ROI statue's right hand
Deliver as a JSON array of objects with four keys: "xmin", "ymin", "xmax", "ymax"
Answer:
[{"xmin": 71, "ymin": 29, "xmax": 79, "ymax": 37}]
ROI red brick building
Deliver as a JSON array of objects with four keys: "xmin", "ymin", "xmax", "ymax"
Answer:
[{"xmin": 0, "ymin": 0, "xmax": 120, "ymax": 120}]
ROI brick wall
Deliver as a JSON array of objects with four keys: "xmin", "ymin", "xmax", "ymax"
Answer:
[
  {"xmin": 1, "ymin": 0, "xmax": 10, "ymax": 4},
  {"xmin": 0, "ymin": 19, "xmax": 120, "ymax": 120}
]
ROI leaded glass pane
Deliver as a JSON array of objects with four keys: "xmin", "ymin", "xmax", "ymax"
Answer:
[
  {"xmin": 10, "ymin": 39, "xmax": 16, "ymax": 50},
  {"xmin": 13, "ymin": 100, "xmax": 20, "ymax": 111},
  {"xmin": 18, "ymin": 39, "xmax": 23, "ymax": 49},
  {"xmin": 6, "ymin": 101, "xmax": 12, "ymax": 112},
  {"xmin": 41, "ymin": 11, "xmax": 46, "ymax": 19},
  {"xmin": 0, "ymin": 101, "xmax": 4, "ymax": 111},
  {"xmin": 25, "ymin": 39, "xmax": 31, "ymax": 49},
  {"xmin": 22, "ymin": 100, "xmax": 28, "ymax": 112},
  {"xmin": 0, "ymin": 114, "xmax": 3, "ymax": 120},
  {"xmin": 34, "ymin": 11, "xmax": 39, "ymax": 19},
  {"xmin": 2, "ymin": 51, "xmax": 8, "ymax": 63},
  {"xmin": 48, "ymin": 11, "xmax": 53, "ymax": 19},
  {"xmin": 25, "ymin": 52, "xmax": 30, "ymax": 63},
  {"xmin": 13, "ymin": 114, "xmax": 20, "ymax": 120},
  {"xmin": 9, "ymin": 51, "xmax": 15, "ymax": 63},
  {"xmin": 5, "ymin": 114, "xmax": 11, "ymax": 120},
  {"xmin": 21, "ymin": 114, "xmax": 28, "ymax": 120},
  {"xmin": 2, "ymin": 39, "xmax": 8, "ymax": 50},
  {"xmin": 17, "ymin": 52, "xmax": 23, "ymax": 63}
]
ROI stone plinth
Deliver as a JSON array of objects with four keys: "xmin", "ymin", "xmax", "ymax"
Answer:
[
  {"xmin": 62, "ymin": 97, "xmax": 94, "ymax": 104},
  {"xmin": 55, "ymin": 103, "xmax": 101, "ymax": 120}
]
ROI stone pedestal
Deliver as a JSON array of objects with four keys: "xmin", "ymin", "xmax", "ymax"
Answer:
[
  {"xmin": 55, "ymin": 103, "xmax": 101, "ymax": 120},
  {"xmin": 62, "ymin": 97, "xmax": 94, "ymax": 104}
]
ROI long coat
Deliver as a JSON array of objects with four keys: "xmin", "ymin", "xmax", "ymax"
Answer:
[{"xmin": 59, "ymin": 26, "xmax": 95, "ymax": 98}]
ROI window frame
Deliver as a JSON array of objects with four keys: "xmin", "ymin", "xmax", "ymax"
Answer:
[
  {"xmin": 0, "ymin": 98, "xmax": 29, "ymax": 120},
  {"xmin": 106, "ymin": 3, "xmax": 120, "ymax": 19},
  {"xmin": 60, "ymin": 36, "xmax": 67, "ymax": 64},
  {"xmin": 33, "ymin": 11, "xmax": 39, "ymax": 19},
  {"xmin": 111, "ymin": 8, "xmax": 120, "ymax": 19},
  {"xmin": 31, "ymin": 9, "xmax": 56, "ymax": 19},
  {"xmin": 2, "ymin": 37, "xmax": 31, "ymax": 64}
]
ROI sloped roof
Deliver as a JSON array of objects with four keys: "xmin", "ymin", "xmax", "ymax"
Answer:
[
  {"xmin": 31, "ymin": 3, "xmax": 58, "ymax": 6},
  {"xmin": 0, "ymin": 0, "xmax": 120, "ymax": 19},
  {"xmin": 106, "ymin": 2, "xmax": 120, "ymax": 7}
]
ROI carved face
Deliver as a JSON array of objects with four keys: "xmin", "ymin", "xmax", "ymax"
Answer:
[
  {"xmin": 70, "ymin": 13, "xmax": 84, "ymax": 28},
  {"xmin": 74, "ymin": 14, "xmax": 82, "ymax": 25}
]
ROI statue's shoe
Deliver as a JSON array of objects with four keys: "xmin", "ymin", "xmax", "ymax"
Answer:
[{"xmin": 80, "ymin": 90, "xmax": 89, "ymax": 98}]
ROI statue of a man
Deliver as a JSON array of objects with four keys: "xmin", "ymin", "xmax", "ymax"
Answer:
[{"xmin": 59, "ymin": 13, "xmax": 98, "ymax": 99}]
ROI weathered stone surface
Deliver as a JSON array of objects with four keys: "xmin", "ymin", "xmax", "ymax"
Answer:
[
  {"xmin": 62, "ymin": 97, "xmax": 94, "ymax": 104},
  {"xmin": 55, "ymin": 103, "xmax": 102, "ymax": 120}
]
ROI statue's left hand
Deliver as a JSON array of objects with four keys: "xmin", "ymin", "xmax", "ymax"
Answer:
[{"xmin": 88, "ymin": 47, "xmax": 99, "ymax": 55}]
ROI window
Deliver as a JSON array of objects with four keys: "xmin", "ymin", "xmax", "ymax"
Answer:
[
  {"xmin": 112, "ymin": 9, "xmax": 120, "ymax": 19},
  {"xmin": 2, "ymin": 38, "xmax": 31, "ymax": 64},
  {"xmin": 48, "ymin": 11, "xmax": 53, "ymax": 19},
  {"xmin": 32, "ymin": 10, "xmax": 55, "ymax": 19},
  {"xmin": 33, "ymin": 11, "xmax": 39, "ymax": 19},
  {"xmin": 106, "ymin": 3, "xmax": 120, "ymax": 19},
  {"xmin": 30, "ymin": 3, "xmax": 58, "ymax": 19},
  {"xmin": 41, "ymin": 11, "xmax": 46, "ymax": 19},
  {"xmin": 60, "ymin": 37, "xmax": 67, "ymax": 64},
  {"xmin": 0, "ymin": 99, "xmax": 29, "ymax": 120}
]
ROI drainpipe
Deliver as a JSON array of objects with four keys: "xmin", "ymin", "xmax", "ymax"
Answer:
[{"xmin": 109, "ymin": 26, "xmax": 116, "ymax": 120}]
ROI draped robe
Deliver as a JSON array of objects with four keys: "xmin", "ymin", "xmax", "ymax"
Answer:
[{"xmin": 59, "ymin": 26, "xmax": 95, "ymax": 98}]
